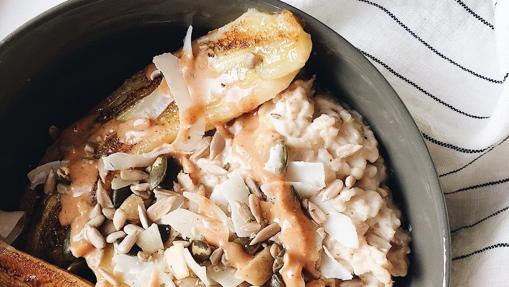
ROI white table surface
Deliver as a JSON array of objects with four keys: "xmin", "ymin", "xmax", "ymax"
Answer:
[{"xmin": 0, "ymin": 0, "xmax": 65, "ymax": 40}]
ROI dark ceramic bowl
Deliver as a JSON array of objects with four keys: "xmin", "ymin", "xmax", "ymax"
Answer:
[{"xmin": 0, "ymin": 0, "xmax": 450, "ymax": 286}]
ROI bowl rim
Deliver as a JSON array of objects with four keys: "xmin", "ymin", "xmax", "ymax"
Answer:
[{"xmin": 0, "ymin": 0, "xmax": 450, "ymax": 285}]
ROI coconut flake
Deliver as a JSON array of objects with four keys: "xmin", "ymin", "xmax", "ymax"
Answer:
[
  {"xmin": 311, "ymin": 197, "xmax": 359, "ymax": 248},
  {"xmin": 320, "ymin": 246, "xmax": 353, "ymax": 280},
  {"xmin": 286, "ymin": 161, "xmax": 326, "ymax": 188},
  {"xmin": 120, "ymin": 82, "xmax": 174, "ymax": 121},
  {"xmin": 101, "ymin": 144, "xmax": 172, "ymax": 171},
  {"xmin": 160, "ymin": 209, "xmax": 203, "ymax": 240},
  {"xmin": 0, "ymin": 211, "xmax": 24, "ymax": 244},
  {"xmin": 153, "ymin": 52, "xmax": 205, "ymax": 152},
  {"xmin": 165, "ymin": 242, "xmax": 190, "ymax": 280},
  {"xmin": 208, "ymin": 267, "xmax": 243, "ymax": 287},
  {"xmin": 27, "ymin": 160, "xmax": 68, "ymax": 189},
  {"xmin": 184, "ymin": 248, "xmax": 214, "ymax": 285},
  {"xmin": 183, "ymin": 26, "xmax": 193, "ymax": 58},
  {"xmin": 290, "ymin": 182, "xmax": 322, "ymax": 198},
  {"xmin": 214, "ymin": 172, "xmax": 252, "ymax": 237},
  {"xmin": 136, "ymin": 223, "xmax": 164, "ymax": 253},
  {"xmin": 183, "ymin": 192, "xmax": 229, "ymax": 225}
]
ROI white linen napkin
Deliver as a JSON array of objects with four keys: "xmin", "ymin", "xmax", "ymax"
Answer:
[{"xmin": 283, "ymin": 0, "xmax": 509, "ymax": 286}]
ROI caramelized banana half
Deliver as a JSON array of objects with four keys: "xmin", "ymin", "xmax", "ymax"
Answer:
[{"xmin": 16, "ymin": 9, "xmax": 311, "ymax": 286}]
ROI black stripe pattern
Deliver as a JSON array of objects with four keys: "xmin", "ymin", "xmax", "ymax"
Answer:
[
  {"xmin": 445, "ymin": 177, "xmax": 509, "ymax": 195},
  {"xmin": 453, "ymin": 243, "xmax": 509, "ymax": 260},
  {"xmin": 452, "ymin": 206, "xmax": 509, "ymax": 233},
  {"xmin": 357, "ymin": 0, "xmax": 507, "ymax": 84},
  {"xmin": 440, "ymin": 135, "xmax": 509, "ymax": 177},
  {"xmin": 361, "ymin": 51, "xmax": 489, "ymax": 119},
  {"xmin": 423, "ymin": 133, "xmax": 490, "ymax": 153},
  {"xmin": 453, "ymin": 0, "xmax": 495, "ymax": 29}
]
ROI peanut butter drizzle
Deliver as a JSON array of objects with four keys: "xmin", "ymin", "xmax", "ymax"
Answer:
[{"xmin": 232, "ymin": 110, "xmax": 319, "ymax": 287}]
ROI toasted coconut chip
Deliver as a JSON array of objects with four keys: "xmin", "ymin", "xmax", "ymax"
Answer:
[
  {"xmin": 311, "ymin": 197, "xmax": 359, "ymax": 248},
  {"xmin": 183, "ymin": 192, "xmax": 229, "ymax": 225},
  {"xmin": 320, "ymin": 246, "xmax": 353, "ymax": 280},
  {"xmin": 183, "ymin": 26, "xmax": 193, "ymax": 59},
  {"xmin": 153, "ymin": 52, "xmax": 205, "ymax": 152},
  {"xmin": 286, "ymin": 161, "xmax": 326, "ymax": 189},
  {"xmin": 160, "ymin": 209, "xmax": 203, "ymax": 240},
  {"xmin": 27, "ymin": 160, "xmax": 68, "ymax": 189},
  {"xmin": 184, "ymin": 248, "xmax": 214, "ymax": 285},
  {"xmin": 136, "ymin": 223, "xmax": 164, "ymax": 253},
  {"xmin": 208, "ymin": 266, "xmax": 243, "ymax": 287},
  {"xmin": 215, "ymin": 172, "xmax": 252, "ymax": 237},
  {"xmin": 101, "ymin": 144, "xmax": 173, "ymax": 171}
]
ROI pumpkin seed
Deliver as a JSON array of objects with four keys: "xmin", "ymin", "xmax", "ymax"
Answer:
[
  {"xmin": 250, "ymin": 223, "xmax": 281, "ymax": 246},
  {"xmin": 209, "ymin": 248, "xmax": 223, "ymax": 265},
  {"xmin": 150, "ymin": 156, "xmax": 167, "ymax": 190},
  {"xmin": 113, "ymin": 186, "xmax": 132, "ymax": 208},
  {"xmin": 191, "ymin": 240, "xmax": 212, "ymax": 263}
]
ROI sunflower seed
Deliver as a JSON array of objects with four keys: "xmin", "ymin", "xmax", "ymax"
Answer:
[
  {"xmin": 209, "ymin": 248, "xmax": 223, "ymax": 265},
  {"xmin": 269, "ymin": 243, "xmax": 282, "ymax": 258},
  {"xmin": 197, "ymin": 159, "xmax": 228, "ymax": 175},
  {"xmin": 153, "ymin": 188, "xmax": 178, "ymax": 199},
  {"xmin": 89, "ymin": 203, "xmax": 102, "ymax": 219},
  {"xmin": 209, "ymin": 132, "xmax": 225, "ymax": 160},
  {"xmin": 138, "ymin": 204, "xmax": 150, "ymax": 229},
  {"xmin": 345, "ymin": 175, "xmax": 356, "ymax": 188},
  {"xmin": 308, "ymin": 201, "xmax": 327, "ymax": 224},
  {"xmin": 190, "ymin": 136, "xmax": 211, "ymax": 160},
  {"xmin": 130, "ymin": 183, "xmax": 151, "ymax": 199},
  {"xmin": 96, "ymin": 181, "xmax": 113, "ymax": 208},
  {"xmin": 113, "ymin": 209, "xmax": 127, "ymax": 231},
  {"xmin": 181, "ymin": 156, "xmax": 195, "ymax": 174},
  {"xmin": 177, "ymin": 172, "xmax": 195, "ymax": 192},
  {"xmin": 248, "ymin": 194, "xmax": 263, "ymax": 224},
  {"xmin": 43, "ymin": 169, "xmax": 56, "ymax": 195},
  {"xmin": 117, "ymin": 233, "xmax": 138, "ymax": 254},
  {"xmin": 335, "ymin": 144, "xmax": 362, "ymax": 159},
  {"xmin": 102, "ymin": 208, "xmax": 115, "ymax": 220},
  {"xmin": 320, "ymin": 179, "xmax": 344, "ymax": 201},
  {"xmin": 120, "ymin": 169, "xmax": 148, "ymax": 181},
  {"xmin": 235, "ymin": 201, "xmax": 254, "ymax": 222},
  {"xmin": 85, "ymin": 226, "xmax": 106, "ymax": 249},
  {"xmin": 147, "ymin": 196, "xmax": 177, "ymax": 222},
  {"xmin": 250, "ymin": 223, "xmax": 281, "ymax": 245},
  {"xmin": 245, "ymin": 176, "xmax": 263, "ymax": 198},
  {"xmin": 106, "ymin": 230, "xmax": 126, "ymax": 243},
  {"xmin": 241, "ymin": 222, "xmax": 261, "ymax": 235},
  {"xmin": 88, "ymin": 215, "xmax": 105, "ymax": 228},
  {"xmin": 97, "ymin": 267, "xmax": 119, "ymax": 286},
  {"xmin": 124, "ymin": 224, "xmax": 144, "ymax": 235}
]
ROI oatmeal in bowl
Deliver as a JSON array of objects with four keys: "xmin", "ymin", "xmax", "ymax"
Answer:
[{"xmin": 6, "ymin": 8, "xmax": 409, "ymax": 287}]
